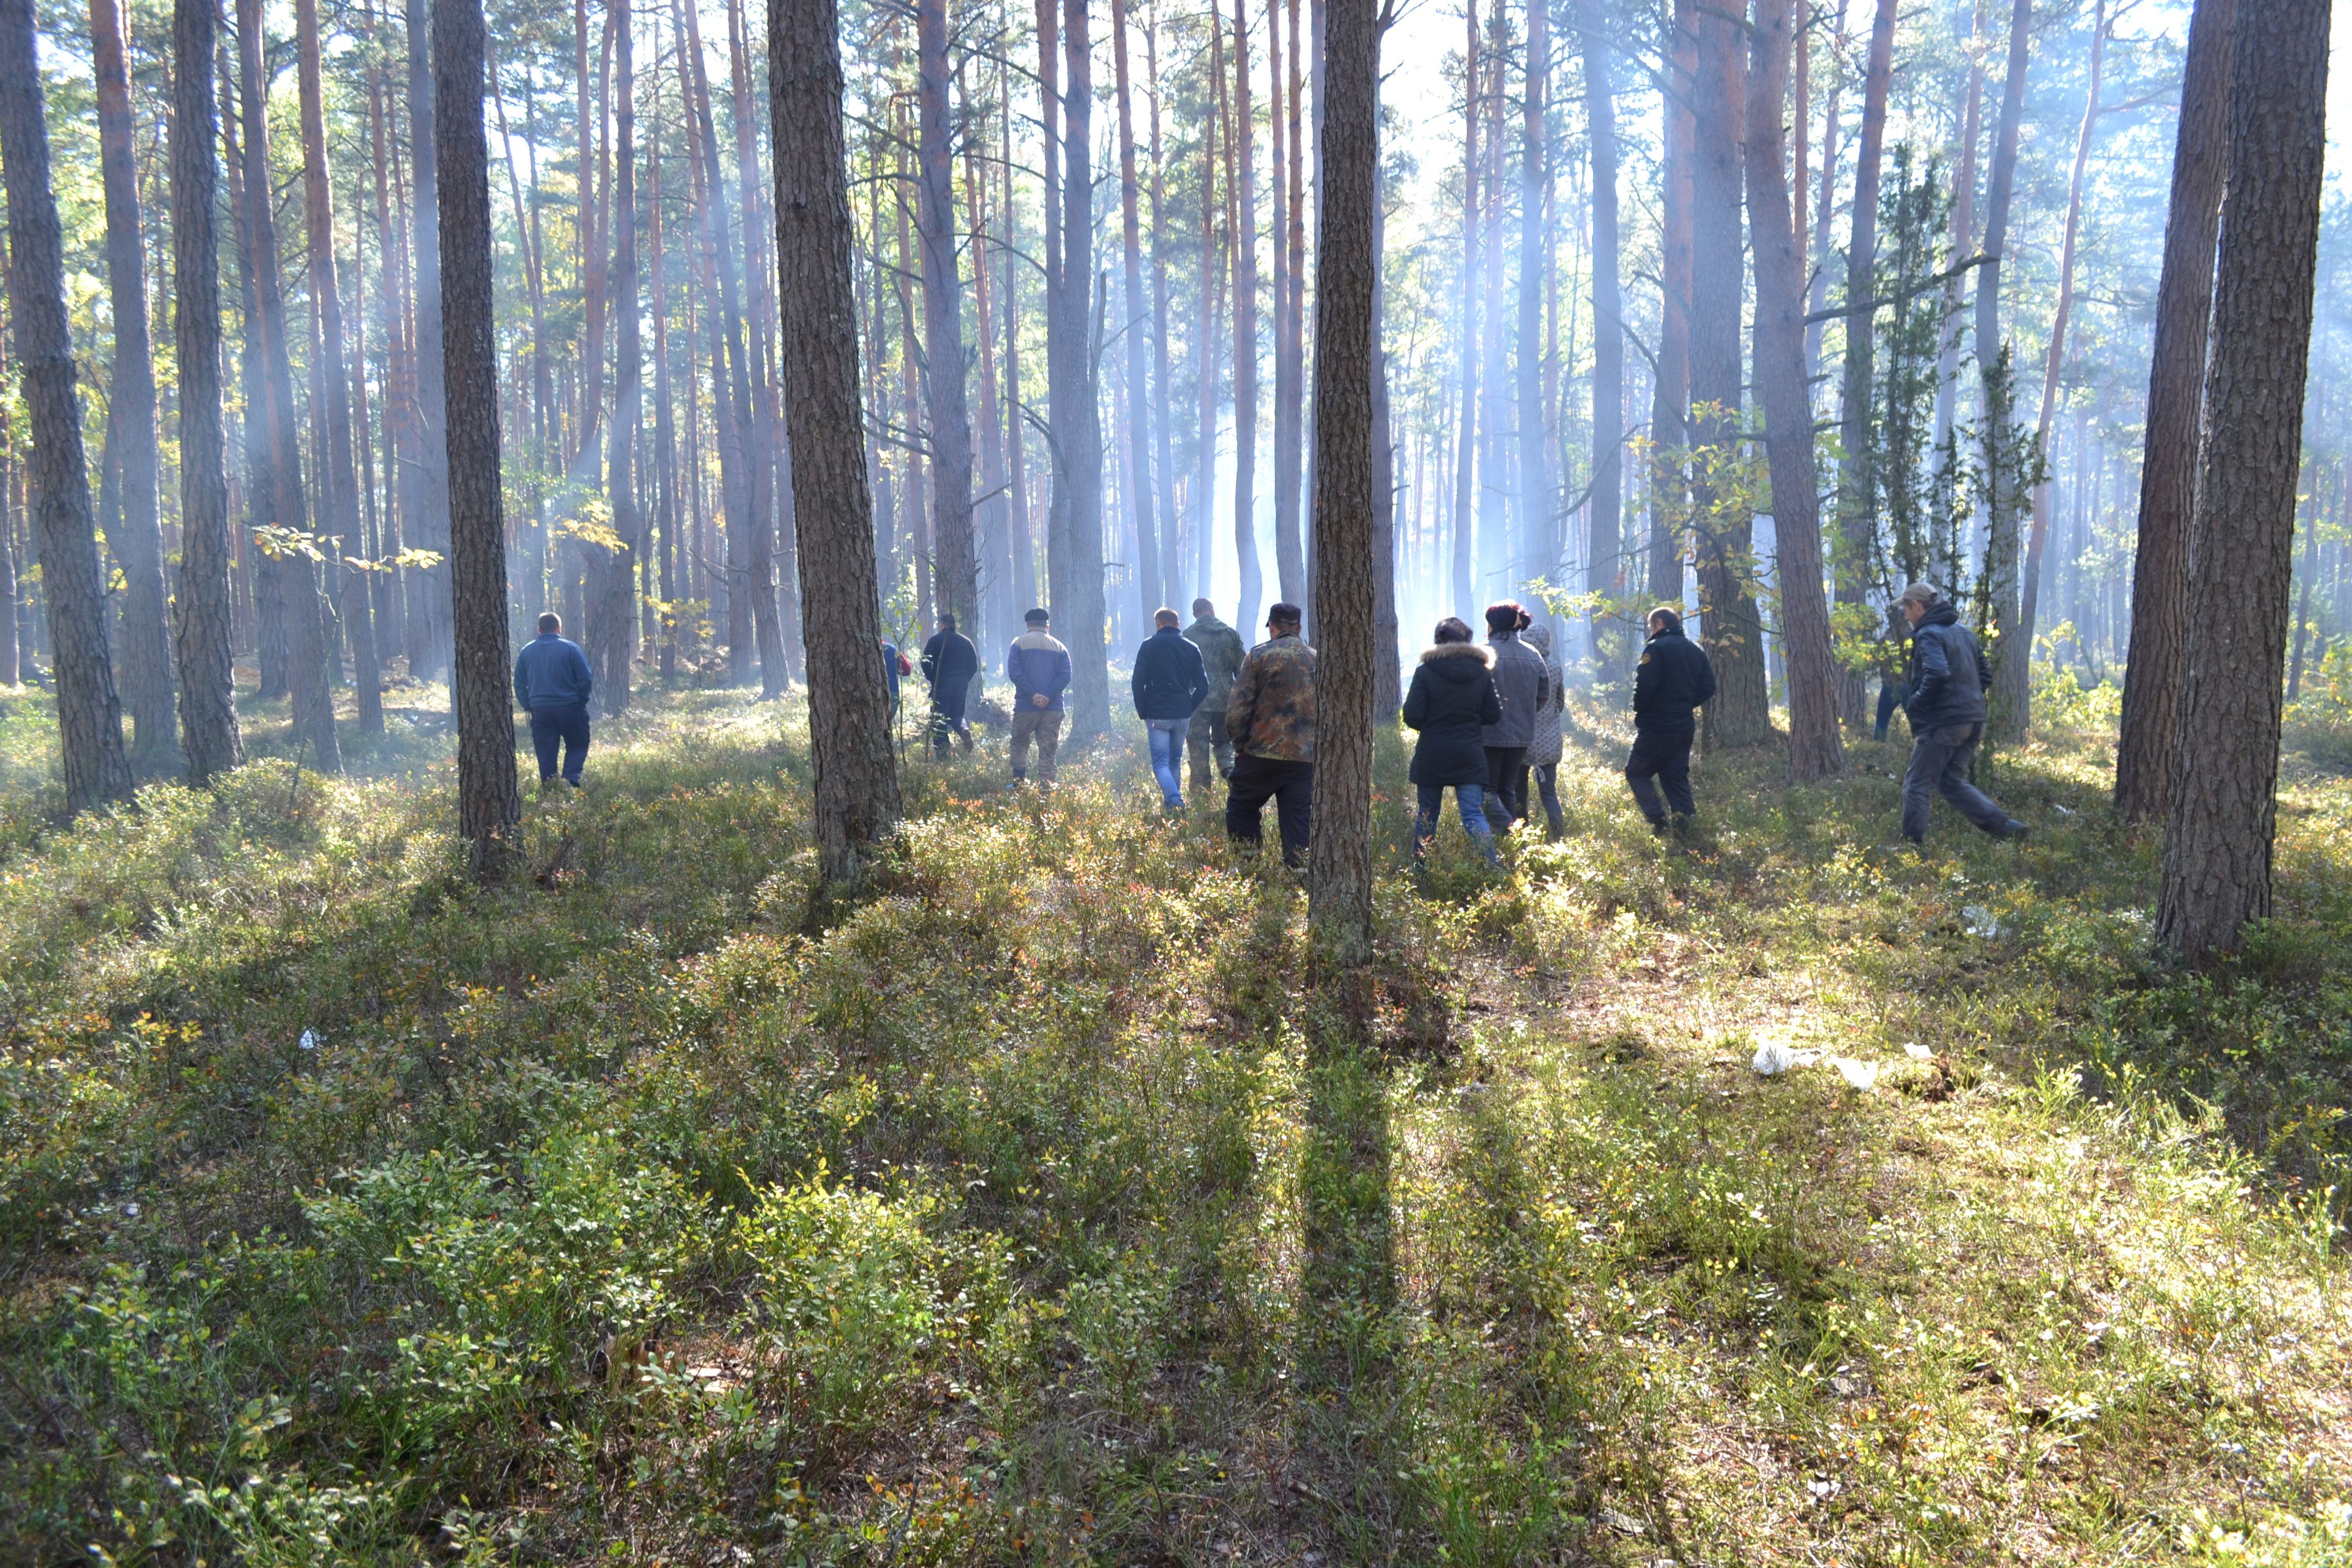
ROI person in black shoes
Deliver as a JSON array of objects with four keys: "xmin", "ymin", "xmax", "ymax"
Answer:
[
  {"xmin": 1627, "ymin": 606, "xmax": 1713, "ymax": 835},
  {"xmin": 1896, "ymin": 582, "xmax": 2027, "ymax": 845},
  {"xmin": 920, "ymin": 613, "xmax": 981, "ymax": 756},
  {"xmin": 1403, "ymin": 617, "xmax": 1504, "ymax": 867}
]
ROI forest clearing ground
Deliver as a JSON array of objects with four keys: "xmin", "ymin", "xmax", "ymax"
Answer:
[{"xmin": 0, "ymin": 678, "xmax": 2349, "ymax": 1565}]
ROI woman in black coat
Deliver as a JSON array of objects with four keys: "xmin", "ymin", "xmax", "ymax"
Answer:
[{"xmin": 1402, "ymin": 618, "xmax": 1504, "ymax": 866}]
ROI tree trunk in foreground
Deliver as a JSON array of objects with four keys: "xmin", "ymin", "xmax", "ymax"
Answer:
[
  {"xmin": 434, "ymin": 0, "xmax": 523, "ymax": 876},
  {"xmin": 0, "ymin": 0, "xmax": 136, "ymax": 814},
  {"xmin": 89, "ymin": 0, "xmax": 177, "ymax": 769},
  {"xmin": 2155, "ymin": 0, "xmax": 2329, "ymax": 960},
  {"xmin": 1308, "ymin": 0, "xmax": 1378, "ymax": 968},
  {"xmin": 2116, "ymin": 0, "xmax": 2233, "ymax": 820},
  {"xmin": 1748, "ymin": 0, "xmax": 1843, "ymax": 780},
  {"xmin": 770, "ymin": 0, "xmax": 901, "ymax": 883}
]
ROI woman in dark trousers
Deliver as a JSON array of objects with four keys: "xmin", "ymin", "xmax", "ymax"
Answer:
[{"xmin": 1403, "ymin": 617, "xmax": 1504, "ymax": 867}]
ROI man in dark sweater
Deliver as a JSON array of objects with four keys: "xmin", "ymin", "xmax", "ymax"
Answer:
[
  {"xmin": 514, "ymin": 612, "xmax": 595, "ymax": 787},
  {"xmin": 1132, "ymin": 608, "xmax": 1211, "ymax": 809},
  {"xmin": 920, "ymin": 612, "xmax": 981, "ymax": 756},
  {"xmin": 1897, "ymin": 582, "xmax": 2026, "ymax": 844},
  {"xmin": 1627, "ymin": 606, "xmax": 1714, "ymax": 834}
]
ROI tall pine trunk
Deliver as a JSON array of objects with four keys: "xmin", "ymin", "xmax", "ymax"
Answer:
[
  {"xmin": 1932, "ymin": 0, "xmax": 1986, "ymax": 451},
  {"xmin": 598, "ymin": 0, "xmax": 641, "ymax": 711},
  {"xmin": 1056, "ymin": 0, "xmax": 1111, "ymax": 733},
  {"xmin": 406, "ymin": 0, "xmax": 454, "ymax": 679},
  {"xmin": 89, "ymin": 0, "xmax": 176, "ymax": 767},
  {"xmin": 1973, "ymin": 0, "xmax": 2030, "ymax": 739},
  {"xmin": 1192, "ymin": 16, "xmax": 1227, "ymax": 605},
  {"xmin": 728, "ymin": 0, "xmax": 798, "ymax": 686},
  {"xmin": 1450, "ymin": 0, "xmax": 1478, "ymax": 619},
  {"xmin": 1111, "ymin": 0, "xmax": 1161, "ymax": 623},
  {"xmin": 172, "ymin": 0, "xmax": 242, "ymax": 780},
  {"xmin": 917, "ymin": 0, "xmax": 979, "ymax": 635},
  {"xmin": 1647, "ymin": 0, "xmax": 1695, "ymax": 604},
  {"xmin": 2117, "ymin": 0, "xmax": 2232, "ymax": 819},
  {"xmin": 1577, "ymin": 0, "xmax": 1623, "ymax": 657},
  {"xmin": 1, "ymin": 0, "xmax": 136, "ymax": 812},
  {"xmin": 1228, "ymin": 0, "xmax": 1265, "ymax": 632},
  {"xmin": 1831, "ymin": 0, "xmax": 1896, "ymax": 726},
  {"xmin": 1515, "ymin": 0, "xmax": 1553, "ymax": 630},
  {"xmin": 1268, "ymin": 0, "xmax": 1305, "ymax": 609},
  {"xmin": 2155, "ymin": 0, "xmax": 2328, "ymax": 958},
  {"xmin": 770, "ymin": 0, "xmax": 901, "ymax": 880},
  {"xmin": 1145, "ymin": 12, "xmax": 1185, "ymax": 606}
]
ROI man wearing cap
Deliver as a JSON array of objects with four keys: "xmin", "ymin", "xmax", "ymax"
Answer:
[
  {"xmin": 1006, "ymin": 607, "xmax": 1073, "ymax": 787},
  {"xmin": 1223, "ymin": 601, "xmax": 1316, "ymax": 866},
  {"xmin": 1897, "ymin": 582, "xmax": 2027, "ymax": 845}
]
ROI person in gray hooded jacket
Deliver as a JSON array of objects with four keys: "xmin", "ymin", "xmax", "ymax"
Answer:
[
  {"xmin": 1479, "ymin": 602, "xmax": 1550, "ymax": 831},
  {"xmin": 1896, "ymin": 582, "xmax": 2026, "ymax": 845}
]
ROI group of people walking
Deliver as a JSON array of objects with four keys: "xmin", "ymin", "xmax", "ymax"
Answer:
[{"xmin": 518, "ymin": 576, "xmax": 2025, "ymax": 857}]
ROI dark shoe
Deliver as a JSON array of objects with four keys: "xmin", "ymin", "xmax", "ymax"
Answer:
[
  {"xmin": 2000, "ymin": 819, "xmax": 2028, "ymax": 841},
  {"xmin": 1648, "ymin": 817, "xmax": 1670, "ymax": 838}
]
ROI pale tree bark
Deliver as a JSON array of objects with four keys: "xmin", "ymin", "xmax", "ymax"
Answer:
[
  {"xmin": 297, "ymin": 0, "xmax": 382, "ymax": 737},
  {"xmin": 770, "ymin": 0, "xmax": 902, "ymax": 881},
  {"xmin": 1145, "ymin": 13, "xmax": 1184, "ymax": 605},
  {"xmin": 1267, "ymin": 0, "xmax": 1304, "ymax": 609},
  {"xmin": 2155, "ymin": 0, "xmax": 2328, "ymax": 959},
  {"xmin": 1, "ymin": 0, "xmax": 136, "ymax": 812},
  {"xmin": 1516, "ymin": 0, "xmax": 1553, "ymax": 621},
  {"xmin": 1451, "ymin": 0, "xmax": 1479, "ymax": 617},
  {"xmin": 1046, "ymin": 0, "xmax": 1111, "ymax": 735},
  {"xmin": 1577, "ymin": 0, "xmax": 1623, "ymax": 655},
  {"xmin": 88, "ymin": 0, "xmax": 176, "ymax": 768},
  {"xmin": 1647, "ymin": 0, "xmax": 1694, "ymax": 604},
  {"xmin": 171, "ymin": 0, "xmax": 242, "ymax": 781},
  {"xmin": 1932, "ymin": 0, "xmax": 1985, "ymax": 452},
  {"xmin": 433, "ymin": 0, "xmax": 522, "ymax": 876},
  {"xmin": 1192, "ymin": 19, "xmax": 1227, "ymax": 602},
  {"xmin": 1689, "ymin": 0, "xmax": 1766, "ymax": 747},
  {"xmin": 222, "ymin": 37, "xmax": 285, "ymax": 703},
  {"xmin": 2013, "ymin": 0, "xmax": 2106, "ymax": 733},
  {"xmin": 1111, "ymin": 0, "xmax": 1161, "ymax": 623},
  {"xmin": 1747, "ymin": 0, "xmax": 1843, "ymax": 779},
  {"xmin": 1831, "ymin": 0, "xmax": 1895, "ymax": 726},
  {"xmin": 1973, "ymin": 0, "xmax": 2029, "ymax": 738},
  {"xmin": 406, "ymin": 0, "xmax": 453, "ymax": 678},
  {"xmin": 727, "ymin": 0, "xmax": 799, "ymax": 683},
  {"xmin": 598, "ymin": 0, "xmax": 641, "ymax": 711},
  {"xmin": 2115, "ymin": 0, "xmax": 2230, "ymax": 819},
  {"xmin": 918, "ymin": 0, "xmax": 979, "ymax": 632},
  {"xmin": 1371, "ymin": 181, "xmax": 1401, "ymax": 717},
  {"xmin": 239, "ymin": 0, "xmax": 341, "ymax": 771},
  {"xmin": 1308, "ymin": 0, "xmax": 1378, "ymax": 968},
  {"xmin": 1229, "ymin": 0, "xmax": 1265, "ymax": 632}
]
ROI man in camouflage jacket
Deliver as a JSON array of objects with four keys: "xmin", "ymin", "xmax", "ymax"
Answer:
[
  {"xmin": 1184, "ymin": 597, "xmax": 1247, "ymax": 788},
  {"xmin": 1223, "ymin": 602, "xmax": 1316, "ymax": 865}
]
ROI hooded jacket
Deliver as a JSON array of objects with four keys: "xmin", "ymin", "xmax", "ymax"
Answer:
[
  {"xmin": 1903, "ymin": 602, "xmax": 1993, "ymax": 731},
  {"xmin": 1403, "ymin": 643, "xmax": 1503, "ymax": 787},
  {"xmin": 1227, "ymin": 632, "xmax": 1317, "ymax": 762},
  {"xmin": 1481, "ymin": 630, "xmax": 1550, "ymax": 749},
  {"xmin": 1006, "ymin": 629, "xmax": 1073, "ymax": 713},
  {"xmin": 1632, "ymin": 629, "xmax": 1716, "ymax": 731},
  {"xmin": 1131, "ymin": 625, "xmax": 1212, "ymax": 721}
]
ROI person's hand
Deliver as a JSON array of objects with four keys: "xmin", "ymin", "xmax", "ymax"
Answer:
[{"xmin": 1031, "ymin": 692, "xmax": 1048, "ymax": 709}]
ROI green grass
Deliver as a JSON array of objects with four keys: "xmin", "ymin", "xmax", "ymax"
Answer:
[{"xmin": 2, "ymin": 676, "xmax": 2348, "ymax": 1565}]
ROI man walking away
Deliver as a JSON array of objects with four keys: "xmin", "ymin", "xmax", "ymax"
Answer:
[
  {"xmin": 1007, "ymin": 607, "xmax": 1073, "ymax": 787},
  {"xmin": 516, "ymin": 611, "xmax": 594, "ymax": 788},
  {"xmin": 1627, "ymin": 605, "xmax": 1714, "ymax": 835},
  {"xmin": 1897, "ymin": 582, "xmax": 2027, "ymax": 845},
  {"xmin": 1224, "ymin": 601, "xmax": 1316, "ymax": 866},
  {"xmin": 1480, "ymin": 602, "xmax": 1548, "ymax": 831},
  {"xmin": 1132, "ymin": 606, "xmax": 1211, "ymax": 810},
  {"xmin": 1523, "ymin": 624, "xmax": 1569, "ymax": 839},
  {"xmin": 1183, "ymin": 596, "xmax": 1246, "ymax": 788},
  {"xmin": 1403, "ymin": 616, "xmax": 1503, "ymax": 867},
  {"xmin": 920, "ymin": 612, "xmax": 981, "ymax": 756}
]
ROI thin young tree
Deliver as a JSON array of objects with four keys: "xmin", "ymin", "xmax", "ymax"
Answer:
[
  {"xmin": 917, "ymin": 0, "xmax": 979, "ymax": 634},
  {"xmin": 0, "ymin": 0, "xmax": 137, "ymax": 813},
  {"xmin": 89, "ymin": 0, "xmax": 177, "ymax": 768},
  {"xmin": 1308, "ymin": 0, "xmax": 1379, "ymax": 967},
  {"xmin": 433, "ymin": 0, "xmax": 522, "ymax": 875},
  {"xmin": 1831, "ymin": 0, "xmax": 1895, "ymax": 725},
  {"xmin": 1747, "ymin": 0, "xmax": 1842, "ymax": 779},
  {"xmin": 770, "ymin": 0, "xmax": 901, "ymax": 881},
  {"xmin": 170, "ymin": 0, "xmax": 242, "ymax": 781},
  {"xmin": 2116, "ymin": 0, "xmax": 2232, "ymax": 820},
  {"xmin": 2154, "ymin": 0, "xmax": 2330, "ymax": 959}
]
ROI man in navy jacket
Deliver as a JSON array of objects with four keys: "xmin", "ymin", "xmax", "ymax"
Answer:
[
  {"xmin": 514, "ymin": 612, "xmax": 594, "ymax": 787},
  {"xmin": 1131, "ymin": 608, "xmax": 1211, "ymax": 809},
  {"xmin": 1627, "ymin": 605, "xmax": 1714, "ymax": 833}
]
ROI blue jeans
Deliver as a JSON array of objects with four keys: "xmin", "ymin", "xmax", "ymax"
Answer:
[
  {"xmin": 1145, "ymin": 719, "xmax": 1186, "ymax": 806},
  {"xmin": 1414, "ymin": 782, "xmax": 1501, "ymax": 865}
]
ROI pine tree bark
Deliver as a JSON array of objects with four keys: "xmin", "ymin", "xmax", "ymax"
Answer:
[
  {"xmin": 1747, "ymin": 0, "xmax": 1843, "ymax": 779},
  {"xmin": 1831, "ymin": 0, "xmax": 1895, "ymax": 726},
  {"xmin": 769, "ymin": 0, "xmax": 901, "ymax": 881},
  {"xmin": 917, "ymin": 0, "xmax": 979, "ymax": 634},
  {"xmin": 2155, "ymin": 0, "xmax": 2328, "ymax": 960},
  {"xmin": 1932, "ymin": 0, "xmax": 1984, "ymax": 453},
  {"xmin": 1308, "ymin": 0, "xmax": 1378, "ymax": 967},
  {"xmin": 2116, "ymin": 0, "xmax": 2230, "ymax": 820},
  {"xmin": 1056, "ymin": 0, "xmax": 1112, "ymax": 733},
  {"xmin": 1267, "ymin": 0, "xmax": 1305, "ymax": 610},
  {"xmin": 1145, "ymin": 13, "xmax": 1185, "ymax": 607},
  {"xmin": 598, "ymin": 0, "xmax": 641, "ymax": 712},
  {"xmin": 1689, "ymin": 0, "xmax": 1766, "ymax": 747},
  {"xmin": 88, "ymin": 0, "xmax": 176, "ymax": 768},
  {"xmin": 433, "ymin": 0, "xmax": 522, "ymax": 875},
  {"xmin": 1111, "ymin": 0, "xmax": 1161, "ymax": 623},
  {"xmin": 1451, "ymin": 0, "xmax": 1480, "ymax": 618},
  {"xmin": 727, "ymin": 0, "xmax": 797, "ymax": 687},
  {"xmin": 1577, "ymin": 0, "xmax": 1623, "ymax": 648},
  {"xmin": 298, "ymin": 0, "xmax": 381, "ymax": 737},
  {"xmin": 406, "ymin": 0, "xmax": 454, "ymax": 679},
  {"xmin": 1516, "ymin": 0, "xmax": 1554, "ymax": 622},
  {"xmin": 239, "ymin": 0, "xmax": 341, "ymax": 771},
  {"xmin": 1973, "ymin": 0, "xmax": 2030, "ymax": 738},
  {"xmin": 1, "ymin": 0, "xmax": 137, "ymax": 812},
  {"xmin": 1192, "ymin": 21, "xmax": 1227, "ymax": 603},
  {"xmin": 171, "ymin": 0, "xmax": 242, "ymax": 781},
  {"xmin": 221, "ymin": 41, "xmax": 285, "ymax": 704},
  {"xmin": 1647, "ymin": 0, "xmax": 1695, "ymax": 605},
  {"xmin": 1228, "ymin": 0, "xmax": 1265, "ymax": 632}
]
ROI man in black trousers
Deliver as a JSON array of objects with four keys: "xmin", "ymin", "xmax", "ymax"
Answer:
[
  {"xmin": 1627, "ymin": 606, "xmax": 1714, "ymax": 836},
  {"xmin": 920, "ymin": 612, "xmax": 980, "ymax": 756}
]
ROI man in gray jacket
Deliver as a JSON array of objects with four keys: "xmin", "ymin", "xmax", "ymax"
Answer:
[
  {"xmin": 1897, "ymin": 583, "xmax": 2027, "ymax": 845},
  {"xmin": 1479, "ymin": 601, "xmax": 1550, "ymax": 831}
]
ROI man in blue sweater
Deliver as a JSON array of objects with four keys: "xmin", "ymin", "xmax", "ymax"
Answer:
[{"xmin": 514, "ymin": 612, "xmax": 595, "ymax": 787}]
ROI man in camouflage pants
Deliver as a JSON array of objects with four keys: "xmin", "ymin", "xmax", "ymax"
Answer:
[
  {"xmin": 1223, "ymin": 602, "xmax": 1316, "ymax": 867},
  {"xmin": 1184, "ymin": 597, "xmax": 1246, "ymax": 790}
]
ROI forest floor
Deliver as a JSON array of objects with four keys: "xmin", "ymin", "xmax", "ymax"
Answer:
[{"xmin": 2, "ymin": 674, "xmax": 2349, "ymax": 1566}]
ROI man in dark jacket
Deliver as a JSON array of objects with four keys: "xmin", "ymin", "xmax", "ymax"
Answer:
[
  {"xmin": 1132, "ymin": 607, "xmax": 1211, "ymax": 810},
  {"xmin": 1897, "ymin": 583, "xmax": 2026, "ymax": 844},
  {"xmin": 1480, "ymin": 602, "xmax": 1549, "ymax": 831},
  {"xmin": 1184, "ymin": 597, "xmax": 1247, "ymax": 788},
  {"xmin": 515, "ymin": 611, "xmax": 595, "ymax": 787},
  {"xmin": 1224, "ymin": 602, "xmax": 1316, "ymax": 865},
  {"xmin": 1006, "ymin": 608, "xmax": 1073, "ymax": 787},
  {"xmin": 920, "ymin": 613, "xmax": 981, "ymax": 756},
  {"xmin": 1626, "ymin": 606, "xmax": 1714, "ymax": 833},
  {"xmin": 1403, "ymin": 617, "xmax": 1503, "ymax": 866}
]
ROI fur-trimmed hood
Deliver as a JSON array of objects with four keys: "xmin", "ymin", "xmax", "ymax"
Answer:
[{"xmin": 1419, "ymin": 642, "xmax": 1496, "ymax": 667}]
